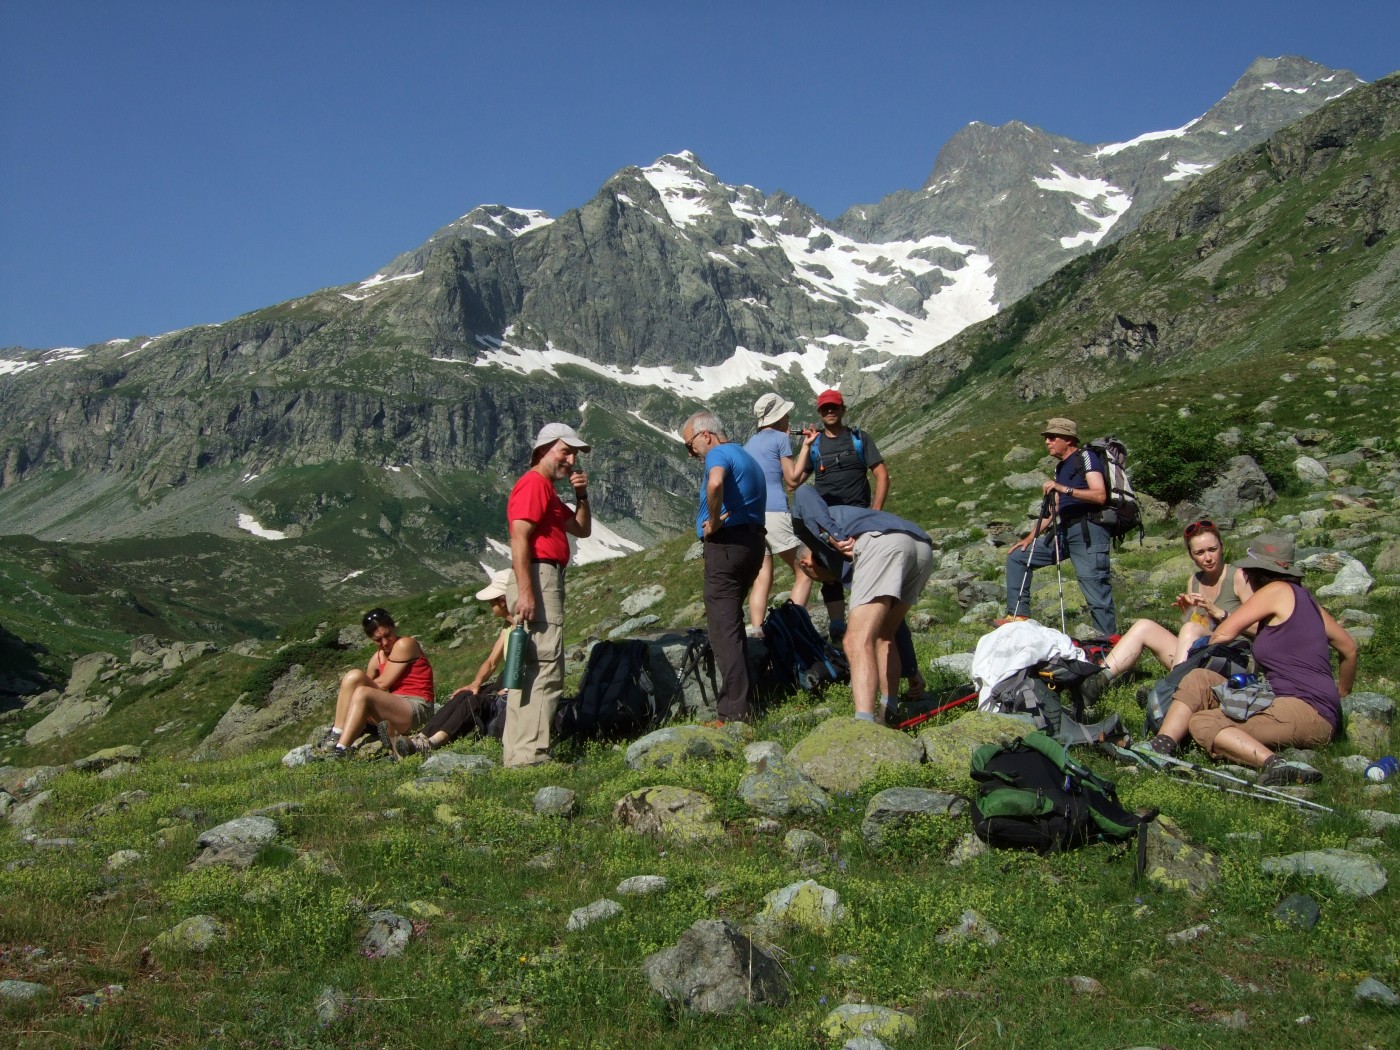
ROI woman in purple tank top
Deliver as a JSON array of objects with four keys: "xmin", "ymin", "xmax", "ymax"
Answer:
[{"xmin": 1143, "ymin": 534, "xmax": 1357, "ymax": 787}]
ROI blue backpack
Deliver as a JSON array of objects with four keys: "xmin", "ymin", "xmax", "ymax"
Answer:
[{"xmin": 762, "ymin": 601, "xmax": 849, "ymax": 691}]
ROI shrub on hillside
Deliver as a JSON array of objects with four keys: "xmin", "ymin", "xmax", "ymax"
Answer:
[{"xmin": 1130, "ymin": 420, "xmax": 1228, "ymax": 506}]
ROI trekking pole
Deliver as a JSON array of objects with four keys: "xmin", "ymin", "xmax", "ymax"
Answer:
[
  {"xmin": 1048, "ymin": 495, "xmax": 1068, "ymax": 635},
  {"xmin": 1103, "ymin": 741, "xmax": 1335, "ymax": 814}
]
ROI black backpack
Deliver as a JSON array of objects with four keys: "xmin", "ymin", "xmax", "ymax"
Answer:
[
  {"xmin": 762, "ymin": 601, "xmax": 849, "ymax": 691},
  {"xmin": 1082, "ymin": 436, "xmax": 1143, "ymax": 546},
  {"xmin": 987, "ymin": 659, "xmax": 1127, "ymax": 748},
  {"xmin": 971, "ymin": 732, "xmax": 1155, "ymax": 863},
  {"xmin": 555, "ymin": 640, "xmax": 662, "ymax": 740}
]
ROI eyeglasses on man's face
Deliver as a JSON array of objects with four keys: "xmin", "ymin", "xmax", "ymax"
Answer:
[{"xmin": 685, "ymin": 430, "xmax": 711, "ymax": 457}]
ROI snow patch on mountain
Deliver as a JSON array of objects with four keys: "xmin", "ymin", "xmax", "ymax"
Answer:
[
  {"xmin": 1164, "ymin": 160, "xmax": 1212, "ymax": 183},
  {"xmin": 642, "ymin": 155, "xmax": 714, "ymax": 228},
  {"xmin": 1033, "ymin": 166, "xmax": 1132, "ymax": 249},
  {"xmin": 1094, "ymin": 123, "xmax": 1192, "ymax": 158},
  {"xmin": 236, "ymin": 513, "xmax": 289, "ymax": 540},
  {"xmin": 342, "ymin": 271, "xmax": 424, "ymax": 302},
  {"xmin": 464, "ymin": 339, "xmax": 832, "ymax": 399}
]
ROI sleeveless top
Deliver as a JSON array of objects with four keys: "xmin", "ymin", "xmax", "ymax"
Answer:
[
  {"xmin": 1186, "ymin": 563, "xmax": 1242, "ymax": 629},
  {"xmin": 1252, "ymin": 582, "xmax": 1340, "ymax": 730},
  {"xmin": 378, "ymin": 649, "xmax": 435, "ymax": 704}
]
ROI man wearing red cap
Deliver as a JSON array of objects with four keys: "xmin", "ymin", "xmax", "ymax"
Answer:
[{"xmin": 794, "ymin": 388, "xmax": 889, "ymax": 629}]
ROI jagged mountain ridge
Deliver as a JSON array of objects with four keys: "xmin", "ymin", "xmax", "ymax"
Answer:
[{"xmin": 835, "ymin": 56, "xmax": 1364, "ymax": 306}]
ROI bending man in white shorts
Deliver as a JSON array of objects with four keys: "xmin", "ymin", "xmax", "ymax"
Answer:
[{"xmin": 792, "ymin": 486, "xmax": 933, "ymax": 723}]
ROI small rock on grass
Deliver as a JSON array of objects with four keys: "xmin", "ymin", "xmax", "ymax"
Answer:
[
  {"xmin": 1354, "ymin": 977, "xmax": 1400, "ymax": 1007},
  {"xmin": 315, "ymin": 987, "xmax": 350, "ymax": 1027},
  {"xmin": 533, "ymin": 786, "xmax": 576, "ymax": 817},
  {"xmin": 74, "ymin": 984, "xmax": 123, "ymax": 1012},
  {"xmin": 616, "ymin": 875, "xmax": 668, "ymax": 896},
  {"xmin": 0, "ymin": 980, "xmax": 51, "ymax": 1001},
  {"xmin": 361, "ymin": 911, "xmax": 412, "ymax": 959},
  {"xmin": 820, "ymin": 1003, "xmax": 917, "ymax": 1042},
  {"xmin": 566, "ymin": 898, "xmax": 622, "ymax": 931}
]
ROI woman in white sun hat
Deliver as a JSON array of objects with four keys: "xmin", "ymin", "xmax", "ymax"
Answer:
[{"xmin": 742, "ymin": 392, "xmax": 812, "ymax": 634}]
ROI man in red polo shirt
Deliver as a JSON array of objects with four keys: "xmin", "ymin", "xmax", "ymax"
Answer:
[{"xmin": 505, "ymin": 422, "xmax": 592, "ymax": 766}]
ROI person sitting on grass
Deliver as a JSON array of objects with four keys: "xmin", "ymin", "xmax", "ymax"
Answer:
[
  {"xmin": 1138, "ymin": 534, "xmax": 1357, "ymax": 787},
  {"xmin": 386, "ymin": 569, "xmax": 512, "ymax": 758},
  {"xmin": 323, "ymin": 608, "xmax": 434, "ymax": 759},
  {"xmin": 1079, "ymin": 519, "xmax": 1253, "ymax": 702}
]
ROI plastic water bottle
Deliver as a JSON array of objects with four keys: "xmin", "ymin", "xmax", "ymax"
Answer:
[
  {"xmin": 1227, "ymin": 673, "xmax": 1256, "ymax": 688},
  {"xmin": 1365, "ymin": 756, "xmax": 1399, "ymax": 782},
  {"xmin": 502, "ymin": 622, "xmax": 528, "ymax": 690}
]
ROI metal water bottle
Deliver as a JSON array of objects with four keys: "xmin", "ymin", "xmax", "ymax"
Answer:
[
  {"xmin": 502, "ymin": 620, "xmax": 528, "ymax": 690},
  {"xmin": 1227, "ymin": 673, "xmax": 1257, "ymax": 688},
  {"xmin": 1365, "ymin": 756, "xmax": 1399, "ymax": 782}
]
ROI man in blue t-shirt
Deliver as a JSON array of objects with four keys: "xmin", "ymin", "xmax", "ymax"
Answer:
[
  {"xmin": 1003, "ymin": 417, "xmax": 1118, "ymax": 634},
  {"xmin": 683, "ymin": 410, "xmax": 767, "ymax": 723}
]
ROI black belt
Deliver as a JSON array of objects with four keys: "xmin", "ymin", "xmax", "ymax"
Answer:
[{"xmin": 531, "ymin": 558, "xmax": 566, "ymax": 568}]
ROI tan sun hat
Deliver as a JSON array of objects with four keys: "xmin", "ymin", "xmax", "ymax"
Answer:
[{"xmin": 1041, "ymin": 417, "xmax": 1079, "ymax": 440}]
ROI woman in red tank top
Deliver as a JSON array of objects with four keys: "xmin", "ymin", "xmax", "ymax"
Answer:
[{"xmin": 323, "ymin": 608, "xmax": 435, "ymax": 757}]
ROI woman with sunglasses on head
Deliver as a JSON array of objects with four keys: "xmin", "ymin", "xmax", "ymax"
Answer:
[
  {"xmin": 322, "ymin": 608, "xmax": 435, "ymax": 759},
  {"xmin": 1080, "ymin": 520, "xmax": 1252, "ymax": 701},
  {"xmin": 1142, "ymin": 534, "xmax": 1357, "ymax": 786}
]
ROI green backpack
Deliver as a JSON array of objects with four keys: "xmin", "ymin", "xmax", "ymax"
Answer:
[{"xmin": 970, "ymin": 732, "xmax": 1155, "ymax": 863}]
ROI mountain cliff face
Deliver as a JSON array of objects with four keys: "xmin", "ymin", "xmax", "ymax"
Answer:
[
  {"xmin": 866, "ymin": 70, "xmax": 1400, "ymax": 447},
  {"xmin": 835, "ymin": 56, "xmax": 1364, "ymax": 305},
  {"xmin": 0, "ymin": 56, "xmax": 1381, "ymax": 629}
]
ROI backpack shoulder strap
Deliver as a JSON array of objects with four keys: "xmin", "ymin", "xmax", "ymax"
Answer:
[{"xmin": 850, "ymin": 427, "xmax": 865, "ymax": 466}]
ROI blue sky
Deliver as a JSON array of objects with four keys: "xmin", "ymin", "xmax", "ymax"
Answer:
[{"xmin": 2, "ymin": 1, "xmax": 1397, "ymax": 350}]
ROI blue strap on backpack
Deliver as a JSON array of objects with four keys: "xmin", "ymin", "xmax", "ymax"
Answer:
[{"xmin": 810, "ymin": 427, "xmax": 864, "ymax": 473}]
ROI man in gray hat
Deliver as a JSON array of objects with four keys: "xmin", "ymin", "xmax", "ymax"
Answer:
[
  {"xmin": 1002, "ymin": 417, "xmax": 1118, "ymax": 635},
  {"xmin": 504, "ymin": 422, "xmax": 591, "ymax": 766}
]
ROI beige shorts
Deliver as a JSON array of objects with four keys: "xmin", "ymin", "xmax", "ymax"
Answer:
[
  {"xmin": 399, "ymin": 695, "xmax": 433, "ymax": 730},
  {"xmin": 764, "ymin": 511, "xmax": 799, "ymax": 556}
]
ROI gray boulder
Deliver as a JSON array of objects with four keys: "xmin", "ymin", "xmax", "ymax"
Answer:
[
  {"xmin": 620, "ymin": 585, "xmax": 666, "ymax": 616},
  {"xmin": 736, "ymin": 756, "xmax": 831, "ymax": 818},
  {"xmin": 1273, "ymin": 893, "xmax": 1320, "ymax": 929},
  {"xmin": 1295, "ymin": 456, "xmax": 1329, "ymax": 482},
  {"xmin": 566, "ymin": 898, "xmax": 623, "ymax": 931},
  {"xmin": 1343, "ymin": 691, "xmax": 1396, "ymax": 754},
  {"xmin": 1195, "ymin": 455, "xmax": 1277, "ymax": 519},
  {"xmin": 614, "ymin": 785, "xmax": 723, "ymax": 842},
  {"xmin": 197, "ymin": 815, "xmax": 279, "ymax": 852},
  {"xmin": 755, "ymin": 879, "xmax": 844, "ymax": 933},
  {"xmin": 7, "ymin": 789, "xmax": 53, "ymax": 830},
  {"xmin": 788, "ymin": 718, "xmax": 923, "ymax": 793},
  {"xmin": 196, "ymin": 664, "xmax": 331, "ymax": 758},
  {"xmin": 150, "ymin": 914, "xmax": 228, "ymax": 955},
  {"xmin": 1312, "ymin": 552, "xmax": 1374, "ymax": 598},
  {"xmin": 24, "ymin": 693, "xmax": 112, "ymax": 745},
  {"xmin": 625, "ymin": 725, "xmax": 741, "ymax": 771},
  {"xmin": 1260, "ymin": 848, "xmax": 1388, "ymax": 898},
  {"xmin": 533, "ymin": 786, "xmax": 576, "ymax": 818},
  {"xmin": 0, "ymin": 980, "xmax": 52, "ymax": 1001},
  {"xmin": 1354, "ymin": 977, "xmax": 1400, "ymax": 1007},
  {"xmin": 420, "ymin": 752, "xmax": 494, "ymax": 777},
  {"xmin": 919, "ymin": 710, "xmax": 1035, "ymax": 783},
  {"xmin": 72, "ymin": 745, "xmax": 143, "ymax": 772},
  {"xmin": 819, "ymin": 1003, "xmax": 918, "ymax": 1042},
  {"xmin": 1145, "ymin": 816, "xmax": 1222, "ymax": 895},
  {"xmin": 362, "ymin": 911, "xmax": 413, "ymax": 959},
  {"xmin": 616, "ymin": 875, "xmax": 668, "ymax": 896},
  {"xmin": 642, "ymin": 919, "xmax": 789, "ymax": 1013},
  {"xmin": 861, "ymin": 787, "xmax": 967, "ymax": 847}
]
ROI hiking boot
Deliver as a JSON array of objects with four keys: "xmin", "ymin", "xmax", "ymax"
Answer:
[
  {"xmin": 1076, "ymin": 669, "xmax": 1111, "ymax": 708},
  {"xmin": 327, "ymin": 745, "xmax": 350, "ymax": 761},
  {"xmin": 393, "ymin": 733, "xmax": 430, "ymax": 759},
  {"xmin": 1131, "ymin": 735, "xmax": 1177, "ymax": 759},
  {"xmin": 1259, "ymin": 759, "xmax": 1322, "ymax": 787},
  {"xmin": 374, "ymin": 720, "xmax": 397, "ymax": 759}
]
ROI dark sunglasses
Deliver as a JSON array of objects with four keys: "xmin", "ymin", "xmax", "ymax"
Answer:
[{"xmin": 1183, "ymin": 519, "xmax": 1217, "ymax": 539}]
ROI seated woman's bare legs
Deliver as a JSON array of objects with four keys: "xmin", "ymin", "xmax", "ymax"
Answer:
[
  {"xmin": 339, "ymin": 686, "xmax": 420, "ymax": 749},
  {"xmin": 335, "ymin": 669, "xmax": 375, "ymax": 729},
  {"xmin": 1170, "ymin": 621, "xmax": 1210, "ymax": 666},
  {"xmin": 1104, "ymin": 619, "xmax": 1177, "ymax": 677}
]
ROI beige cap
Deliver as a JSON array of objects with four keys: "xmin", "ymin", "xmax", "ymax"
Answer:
[{"xmin": 532, "ymin": 422, "xmax": 590, "ymax": 454}]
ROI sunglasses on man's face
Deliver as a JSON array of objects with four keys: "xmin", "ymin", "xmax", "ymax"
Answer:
[{"xmin": 1183, "ymin": 519, "xmax": 1217, "ymax": 539}]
